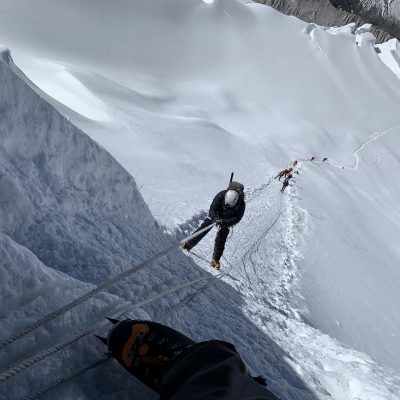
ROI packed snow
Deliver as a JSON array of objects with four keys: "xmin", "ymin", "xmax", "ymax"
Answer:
[
  {"xmin": 376, "ymin": 38, "xmax": 400, "ymax": 78},
  {"xmin": 1, "ymin": 0, "xmax": 400, "ymax": 399}
]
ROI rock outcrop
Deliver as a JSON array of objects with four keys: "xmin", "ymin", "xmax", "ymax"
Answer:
[{"xmin": 255, "ymin": 0, "xmax": 396, "ymax": 42}]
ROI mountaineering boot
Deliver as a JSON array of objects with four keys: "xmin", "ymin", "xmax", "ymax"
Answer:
[
  {"xmin": 181, "ymin": 241, "xmax": 192, "ymax": 251},
  {"xmin": 211, "ymin": 259, "xmax": 220, "ymax": 271},
  {"xmin": 107, "ymin": 319, "xmax": 195, "ymax": 393}
]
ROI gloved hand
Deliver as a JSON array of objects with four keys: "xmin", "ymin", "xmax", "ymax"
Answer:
[{"xmin": 216, "ymin": 219, "xmax": 228, "ymax": 227}]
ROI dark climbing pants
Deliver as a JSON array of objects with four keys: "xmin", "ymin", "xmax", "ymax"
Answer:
[
  {"xmin": 186, "ymin": 218, "xmax": 214, "ymax": 248},
  {"xmin": 186, "ymin": 218, "xmax": 230, "ymax": 261},
  {"xmin": 213, "ymin": 225, "xmax": 229, "ymax": 261},
  {"xmin": 159, "ymin": 340, "xmax": 279, "ymax": 400}
]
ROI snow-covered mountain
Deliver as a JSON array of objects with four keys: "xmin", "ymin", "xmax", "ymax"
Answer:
[
  {"xmin": 1, "ymin": 1, "xmax": 400, "ymax": 399},
  {"xmin": 331, "ymin": 0, "xmax": 400, "ymax": 37},
  {"xmin": 258, "ymin": 1, "xmax": 400, "ymax": 41}
]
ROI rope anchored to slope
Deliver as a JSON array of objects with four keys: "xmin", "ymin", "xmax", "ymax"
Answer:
[
  {"xmin": 0, "ymin": 223, "xmax": 216, "ymax": 352},
  {"xmin": 23, "ymin": 358, "xmax": 109, "ymax": 400}
]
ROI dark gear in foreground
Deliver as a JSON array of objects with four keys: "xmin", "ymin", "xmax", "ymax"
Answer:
[
  {"xmin": 182, "ymin": 181, "xmax": 246, "ymax": 269},
  {"xmin": 105, "ymin": 319, "xmax": 280, "ymax": 400}
]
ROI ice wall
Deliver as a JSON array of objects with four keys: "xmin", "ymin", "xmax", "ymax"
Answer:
[{"xmin": 0, "ymin": 48, "xmax": 167, "ymax": 283}]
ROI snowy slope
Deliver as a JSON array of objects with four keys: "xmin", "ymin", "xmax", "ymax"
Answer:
[
  {"xmin": 377, "ymin": 38, "xmax": 400, "ymax": 78},
  {"xmin": 299, "ymin": 131, "xmax": 400, "ymax": 373},
  {"xmin": 1, "ymin": 1, "xmax": 400, "ymax": 399},
  {"xmin": 1, "ymin": 0, "xmax": 400, "ymax": 227},
  {"xmin": 0, "ymin": 51, "xmax": 168, "ymax": 285},
  {"xmin": 1, "ymin": 45, "xmax": 321, "ymax": 400},
  {"xmin": 182, "ymin": 175, "xmax": 400, "ymax": 400},
  {"xmin": 0, "ymin": 47, "xmax": 230, "ymax": 400}
]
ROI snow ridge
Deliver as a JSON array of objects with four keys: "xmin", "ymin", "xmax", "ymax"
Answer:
[{"xmin": 0, "ymin": 48, "xmax": 167, "ymax": 285}]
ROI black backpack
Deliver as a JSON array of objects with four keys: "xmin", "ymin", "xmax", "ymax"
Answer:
[{"xmin": 228, "ymin": 181, "xmax": 245, "ymax": 197}]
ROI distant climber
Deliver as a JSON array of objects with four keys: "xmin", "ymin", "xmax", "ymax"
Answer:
[
  {"xmin": 274, "ymin": 167, "xmax": 293, "ymax": 181},
  {"xmin": 292, "ymin": 160, "xmax": 298, "ymax": 167},
  {"xmin": 310, "ymin": 156, "xmax": 316, "ymax": 162},
  {"xmin": 281, "ymin": 173, "xmax": 294, "ymax": 193},
  {"xmin": 181, "ymin": 181, "xmax": 246, "ymax": 270},
  {"xmin": 103, "ymin": 319, "xmax": 280, "ymax": 400},
  {"xmin": 323, "ymin": 157, "xmax": 328, "ymax": 162}
]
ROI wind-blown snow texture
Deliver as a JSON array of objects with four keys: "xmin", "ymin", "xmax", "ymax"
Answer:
[
  {"xmin": 0, "ymin": 50, "xmax": 166, "ymax": 284},
  {"xmin": 1, "ymin": 1, "xmax": 400, "ymax": 399}
]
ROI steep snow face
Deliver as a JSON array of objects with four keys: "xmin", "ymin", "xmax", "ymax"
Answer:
[
  {"xmin": 1, "ymin": 1, "xmax": 400, "ymax": 399},
  {"xmin": 0, "ymin": 48, "xmax": 215, "ymax": 400},
  {"xmin": 0, "ymin": 47, "xmax": 325, "ymax": 400},
  {"xmin": 0, "ymin": 232, "xmax": 120, "ymax": 363},
  {"xmin": 182, "ymin": 184, "xmax": 400, "ymax": 400},
  {"xmin": 0, "ymin": 231, "xmax": 138, "ymax": 400},
  {"xmin": 376, "ymin": 38, "xmax": 400, "ymax": 78},
  {"xmin": 1, "ymin": 0, "xmax": 400, "ymax": 371},
  {"xmin": 2, "ymin": 0, "xmax": 400, "ymax": 228},
  {"xmin": 0, "ymin": 51, "xmax": 166, "ymax": 284},
  {"xmin": 299, "ymin": 140, "xmax": 400, "ymax": 373},
  {"xmin": 16, "ymin": 59, "xmax": 111, "ymax": 121}
]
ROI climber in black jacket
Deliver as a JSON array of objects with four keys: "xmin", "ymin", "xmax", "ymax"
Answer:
[{"xmin": 181, "ymin": 182, "xmax": 246, "ymax": 270}]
